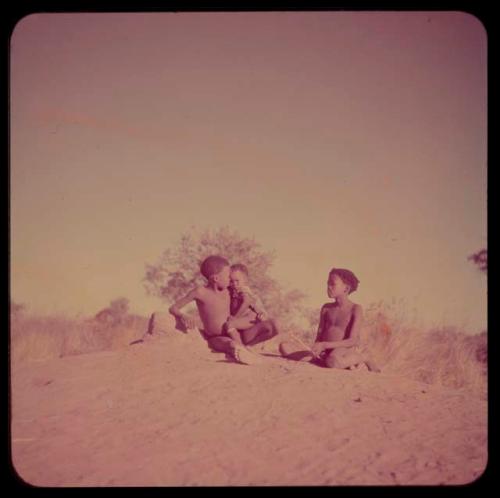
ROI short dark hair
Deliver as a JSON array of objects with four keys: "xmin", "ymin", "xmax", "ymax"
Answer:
[
  {"xmin": 200, "ymin": 255, "xmax": 229, "ymax": 280},
  {"xmin": 329, "ymin": 268, "xmax": 360, "ymax": 294},
  {"xmin": 230, "ymin": 263, "xmax": 249, "ymax": 276}
]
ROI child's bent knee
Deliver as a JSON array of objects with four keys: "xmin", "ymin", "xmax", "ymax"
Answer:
[
  {"xmin": 324, "ymin": 355, "xmax": 338, "ymax": 369},
  {"xmin": 267, "ymin": 319, "xmax": 280, "ymax": 337},
  {"xmin": 324, "ymin": 351, "xmax": 346, "ymax": 369}
]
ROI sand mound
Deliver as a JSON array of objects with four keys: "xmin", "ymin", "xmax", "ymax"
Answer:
[{"xmin": 10, "ymin": 330, "xmax": 487, "ymax": 486}]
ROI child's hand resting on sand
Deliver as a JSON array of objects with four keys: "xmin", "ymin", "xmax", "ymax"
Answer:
[
  {"xmin": 311, "ymin": 343, "xmax": 326, "ymax": 356},
  {"xmin": 179, "ymin": 314, "xmax": 196, "ymax": 330}
]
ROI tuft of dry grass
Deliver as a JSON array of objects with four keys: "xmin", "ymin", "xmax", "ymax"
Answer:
[{"xmin": 360, "ymin": 302, "xmax": 487, "ymax": 398}]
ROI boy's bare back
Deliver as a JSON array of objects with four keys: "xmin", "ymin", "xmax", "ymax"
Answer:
[
  {"xmin": 169, "ymin": 256, "xmax": 232, "ymax": 338},
  {"xmin": 194, "ymin": 285, "xmax": 231, "ymax": 337},
  {"xmin": 170, "ymin": 285, "xmax": 230, "ymax": 338}
]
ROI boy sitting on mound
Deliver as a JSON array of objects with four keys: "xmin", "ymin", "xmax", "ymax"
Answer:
[
  {"xmin": 279, "ymin": 268, "xmax": 380, "ymax": 372},
  {"xmin": 168, "ymin": 255, "xmax": 277, "ymax": 365}
]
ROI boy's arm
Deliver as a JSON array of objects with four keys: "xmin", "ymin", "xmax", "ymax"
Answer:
[
  {"xmin": 320, "ymin": 305, "xmax": 363, "ymax": 350},
  {"xmin": 313, "ymin": 305, "xmax": 328, "ymax": 343},
  {"xmin": 168, "ymin": 288, "xmax": 200, "ymax": 329}
]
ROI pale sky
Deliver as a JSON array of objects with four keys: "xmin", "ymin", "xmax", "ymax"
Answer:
[{"xmin": 10, "ymin": 12, "xmax": 487, "ymax": 332}]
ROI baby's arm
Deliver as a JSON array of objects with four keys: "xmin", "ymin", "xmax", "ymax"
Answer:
[
  {"xmin": 230, "ymin": 293, "xmax": 253, "ymax": 319},
  {"xmin": 226, "ymin": 293, "xmax": 255, "ymax": 339},
  {"xmin": 168, "ymin": 288, "xmax": 200, "ymax": 330},
  {"xmin": 251, "ymin": 294, "xmax": 267, "ymax": 320}
]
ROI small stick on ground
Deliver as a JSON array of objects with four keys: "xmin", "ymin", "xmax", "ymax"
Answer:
[{"xmin": 288, "ymin": 333, "xmax": 321, "ymax": 360}]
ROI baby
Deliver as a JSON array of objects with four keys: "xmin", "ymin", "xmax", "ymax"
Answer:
[{"xmin": 225, "ymin": 263, "xmax": 278, "ymax": 347}]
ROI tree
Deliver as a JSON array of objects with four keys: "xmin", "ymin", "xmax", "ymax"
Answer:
[
  {"xmin": 109, "ymin": 297, "xmax": 130, "ymax": 316},
  {"xmin": 95, "ymin": 297, "xmax": 130, "ymax": 326},
  {"xmin": 468, "ymin": 249, "xmax": 487, "ymax": 273},
  {"xmin": 143, "ymin": 226, "xmax": 308, "ymax": 327}
]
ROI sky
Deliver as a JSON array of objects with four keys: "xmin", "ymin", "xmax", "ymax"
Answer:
[{"xmin": 10, "ymin": 11, "xmax": 487, "ymax": 332}]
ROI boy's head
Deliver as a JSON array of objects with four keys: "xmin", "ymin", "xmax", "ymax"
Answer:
[
  {"xmin": 229, "ymin": 263, "xmax": 249, "ymax": 292},
  {"xmin": 200, "ymin": 255, "xmax": 230, "ymax": 289},
  {"xmin": 327, "ymin": 268, "xmax": 359, "ymax": 297}
]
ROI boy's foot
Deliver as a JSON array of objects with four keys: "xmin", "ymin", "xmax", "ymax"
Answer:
[
  {"xmin": 229, "ymin": 343, "xmax": 262, "ymax": 365},
  {"xmin": 355, "ymin": 363, "xmax": 369, "ymax": 372},
  {"xmin": 366, "ymin": 361, "xmax": 381, "ymax": 373}
]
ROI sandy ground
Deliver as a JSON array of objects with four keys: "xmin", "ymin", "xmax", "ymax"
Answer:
[{"xmin": 11, "ymin": 329, "xmax": 487, "ymax": 486}]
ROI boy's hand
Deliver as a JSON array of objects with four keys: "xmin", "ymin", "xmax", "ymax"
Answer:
[
  {"xmin": 180, "ymin": 315, "xmax": 196, "ymax": 330},
  {"xmin": 311, "ymin": 343, "xmax": 325, "ymax": 356}
]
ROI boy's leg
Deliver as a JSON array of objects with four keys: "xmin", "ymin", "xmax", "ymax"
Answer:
[
  {"xmin": 278, "ymin": 340, "xmax": 315, "ymax": 361},
  {"xmin": 222, "ymin": 321, "xmax": 244, "ymax": 344},
  {"xmin": 225, "ymin": 328, "xmax": 242, "ymax": 343},
  {"xmin": 240, "ymin": 319, "xmax": 278, "ymax": 346},
  {"xmin": 207, "ymin": 335, "xmax": 235, "ymax": 354},
  {"xmin": 324, "ymin": 348, "xmax": 364, "ymax": 369},
  {"xmin": 206, "ymin": 335, "xmax": 261, "ymax": 365},
  {"xmin": 227, "ymin": 315, "xmax": 256, "ymax": 331}
]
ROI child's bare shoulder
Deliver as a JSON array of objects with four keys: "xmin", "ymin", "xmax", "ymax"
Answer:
[
  {"xmin": 320, "ymin": 302, "xmax": 337, "ymax": 313},
  {"xmin": 187, "ymin": 286, "xmax": 206, "ymax": 299},
  {"xmin": 352, "ymin": 303, "xmax": 363, "ymax": 315},
  {"xmin": 347, "ymin": 303, "xmax": 363, "ymax": 320},
  {"xmin": 196, "ymin": 285, "xmax": 229, "ymax": 300},
  {"xmin": 238, "ymin": 285, "xmax": 254, "ymax": 296},
  {"xmin": 319, "ymin": 303, "xmax": 336, "ymax": 319}
]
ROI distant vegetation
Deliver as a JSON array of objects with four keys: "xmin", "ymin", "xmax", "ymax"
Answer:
[
  {"xmin": 94, "ymin": 297, "xmax": 133, "ymax": 326},
  {"xmin": 10, "ymin": 299, "xmax": 147, "ymax": 364},
  {"xmin": 468, "ymin": 248, "xmax": 487, "ymax": 273},
  {"xmin": 10, "ymin": 236, "xmax": 487, "ymax": 399}
]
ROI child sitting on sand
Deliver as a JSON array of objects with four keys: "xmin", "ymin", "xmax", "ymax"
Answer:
[
  {"xmin": 168, "ymin": 255, "xmax": 277, "ymax": 365},
  {"xmin": 279, "ymin": 268, "xmax": 380, "ymax": 372},
  {"xmin": 225, "ymin": 263, "xmax": 277, "ymax": 345}
]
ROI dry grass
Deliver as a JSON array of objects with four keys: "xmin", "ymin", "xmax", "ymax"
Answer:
[
  {"xmin": 10, "ymin": 301, "xmax": 487, "ymax": 399},
  {"xmin": 360, "ymin": 301, "xmax": 487, "ymax": 398},
  {"xmin": 10, "ymin": 313, "xmax": 148, "ymax": 365}
]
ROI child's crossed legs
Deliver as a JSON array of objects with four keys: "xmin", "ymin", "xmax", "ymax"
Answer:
[{"xmin": 226, "ymin": 315, "xmax": 279, "ymax": 346}]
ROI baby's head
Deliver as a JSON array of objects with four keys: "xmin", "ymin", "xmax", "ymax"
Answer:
[
  {"xmin": 200, "ymin": 255, "xmax": 230, "ymax": 289},
  {"xmin": 230, "ymin": 263, "xmax": 249, "ymax": 292},
  {"xmin": 327, "ymin": 268, "xmax": 359, "ymax": 297}
]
